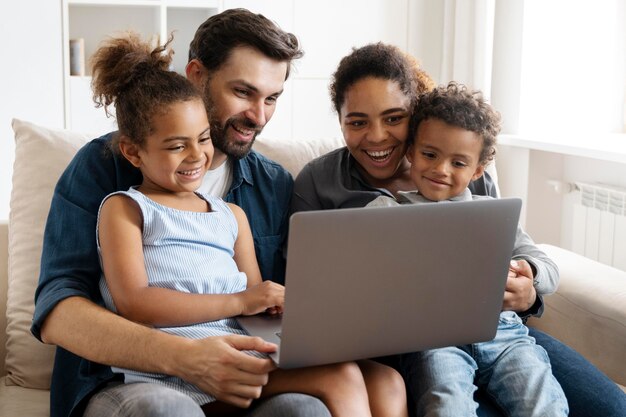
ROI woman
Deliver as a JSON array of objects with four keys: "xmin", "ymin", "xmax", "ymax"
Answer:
[{"xmin": 291, "ymin": 42, "xmax": 626, "ymax": 417}]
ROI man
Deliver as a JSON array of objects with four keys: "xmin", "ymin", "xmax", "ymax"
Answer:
[{"xmin": 31, "ymin": 9, "xmax": 330, "ymax": 417}]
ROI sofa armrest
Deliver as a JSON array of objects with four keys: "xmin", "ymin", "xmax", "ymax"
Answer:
[
  {"xmin": 1, "ymin": 220, "xmax": 8, "ymax": 377},
  {"xmin": 529, "ymin": 244, "xmax": 626, "ymax": 387}
]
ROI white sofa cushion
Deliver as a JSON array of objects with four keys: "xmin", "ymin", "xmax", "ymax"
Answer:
[
  {"xmin": 7, "ymin": 119, "xmax": 90, "ymax": 389},
  {"xmin": 253, "ymin": 135, "xmax": 345, "ymax": 177}
]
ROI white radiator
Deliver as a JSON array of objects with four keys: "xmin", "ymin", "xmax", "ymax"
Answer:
[{"xmin": 572, "ymin": 183, "xmax": 626, "ymax": 271}]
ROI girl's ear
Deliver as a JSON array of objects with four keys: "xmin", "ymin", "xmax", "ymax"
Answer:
[
  {"xmin": 472, "ymin": 164, "xmax": 486, "ymax": 181},
  {"xmin": 119, "ymin": 139, "xmax": 142, "ymax": 168}
]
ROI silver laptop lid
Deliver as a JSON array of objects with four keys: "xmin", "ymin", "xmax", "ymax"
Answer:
[{"xmin": 276, "ymin": 198, "xmax": 521, "ymax": 369}]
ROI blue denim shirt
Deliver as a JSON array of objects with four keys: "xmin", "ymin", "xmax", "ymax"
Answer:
[{"xmin": 30, "ymin": 132, "xmax": 292, "ymax": 417}]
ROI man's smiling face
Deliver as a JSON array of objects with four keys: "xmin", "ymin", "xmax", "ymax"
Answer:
[{"xmin": 202, "ymin": 45, "xmax": 288, "ymax": 165}]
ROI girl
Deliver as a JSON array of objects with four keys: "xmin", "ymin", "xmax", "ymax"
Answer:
[{"xmin": 92, "ymin": 32, "xmax": 407, "ymax": 417}]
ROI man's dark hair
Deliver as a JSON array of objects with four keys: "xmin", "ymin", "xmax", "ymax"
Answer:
[
  {"xmin": 189, "ymin": 8, "xmax": 303, "ymax": 79},
  {"xmin": 410, "ymin": 82, "xmax": 500, "ymax": 165}
]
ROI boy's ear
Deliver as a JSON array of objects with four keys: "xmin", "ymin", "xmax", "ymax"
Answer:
[
  {"xmin": 471, "ymin": 164, "xmax": 486, "ymax": 181},
  {"xmin": 119, "ymin": 138, "xmax": 142, "ymax": 168},
  {"xmin": 406, "ymin": 144, "xmax": 415, "ymax": 163}
]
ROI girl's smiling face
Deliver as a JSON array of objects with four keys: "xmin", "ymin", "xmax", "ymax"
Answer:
[
  {"xmin": 121, "ymin": 98, "xmax": 213, "ymax": 196},
  {"xmin": 408, "ymin": 118, "xmax": 485, "ymax": 201},
  {"xmin": 339, "ymin": 77, "xmax": 411, "ymax": 186}
]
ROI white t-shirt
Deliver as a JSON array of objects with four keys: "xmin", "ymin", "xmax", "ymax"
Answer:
[{"xmin": 198, "ymin": 159, "xmax": 233, "ymax": 198}]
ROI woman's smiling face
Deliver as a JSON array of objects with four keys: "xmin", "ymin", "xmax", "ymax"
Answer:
[{"xmin": 339, "ymin": 76, "xmax": 411, "ymax": 184}]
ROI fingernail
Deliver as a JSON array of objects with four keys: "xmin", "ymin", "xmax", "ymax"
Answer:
[{"xmin": 510, "ymin": 260, "xmax": 518, "ymax": 268}]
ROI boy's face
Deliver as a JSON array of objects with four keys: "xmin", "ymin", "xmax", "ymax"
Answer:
[{"xmin": 407, "ymin": 118, "xmax": 485, "ymax": 201}]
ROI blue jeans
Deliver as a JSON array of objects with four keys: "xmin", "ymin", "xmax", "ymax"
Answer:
[
  {"xmin": 411, "ymin": 311, "xmax": 568, "ymax": 417},
  {"xmin": 529, "ymin": 327, "xmax": 626, "ymax": 417},
  {"xmin": 83, "ymin": 381, "xmax": 331, "ymax": 417}
]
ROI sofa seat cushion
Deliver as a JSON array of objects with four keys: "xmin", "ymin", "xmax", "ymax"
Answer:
[{"xmin": 0, "ymin": 376, "xmax": 50, "ymax": 417}]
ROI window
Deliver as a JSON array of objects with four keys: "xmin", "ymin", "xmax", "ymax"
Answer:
[{"xmin": 517, "ymin": 0, "xmax": 625, "ymax": 135}]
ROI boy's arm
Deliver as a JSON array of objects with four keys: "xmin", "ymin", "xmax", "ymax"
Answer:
[
  {"xmin": 511, "ymin": 225, "xmax": 560, "ymax": 295},
  {"xmin": 99, "ymin": 196, "xmax": 247, "ymax": 326},
  {"xmin": 503, "ymin": 223, "xmax": 559, "ymax": 318}
]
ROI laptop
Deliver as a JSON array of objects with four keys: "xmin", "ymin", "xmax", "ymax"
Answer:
[{"xmin": 237, "ymin": 197, "xmax": 522, "ymax": 369}]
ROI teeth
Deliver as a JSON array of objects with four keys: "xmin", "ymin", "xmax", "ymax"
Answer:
[
  {"xmin": 178, "ymin": 168, "xmax": 201, "ymax": 176},
  {"xmin": 366, "ymin": 149, "xmax": 393, "ymax": 160},
  {"xmin": 233, "ymin": 124, "xmax": 253, "ymax": 136}
]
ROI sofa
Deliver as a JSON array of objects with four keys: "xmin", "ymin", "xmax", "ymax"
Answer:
[{"xmin": 1, "ymin": 119, "xmax": 625, "ymax": 416}]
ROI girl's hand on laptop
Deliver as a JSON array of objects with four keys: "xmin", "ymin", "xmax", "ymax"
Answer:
[
  {"xmin": 265, "ymin": 306, "xmax": 283, "ymax": 316},
  {"xmin": 238, "ymin": 281, "xmax": 285, "ymax": 316},
  {"xmin": 502, "ymin": 259, "xmax": 537, "ymax": 312}
]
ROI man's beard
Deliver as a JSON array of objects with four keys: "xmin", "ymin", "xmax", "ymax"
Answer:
[
  {"xmin": 210, "ymin": 116, "xmax": 260, "ymax": 160},
  {"xmin": 204, "ymin": 89, "xmax": 262, "ymax": 160}
]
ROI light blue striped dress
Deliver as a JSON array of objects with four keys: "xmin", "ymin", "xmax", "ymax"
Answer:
[{"xmin": 97, "ymin": 187, "xmax": 267, "ymax": 405}]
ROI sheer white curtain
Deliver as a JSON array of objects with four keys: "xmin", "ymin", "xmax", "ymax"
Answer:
[
  {"xmin": 517, "ymin": 0, "xmax": 625, "ymax": 136},
  {"xmin": 409, "ymin": 0, "xmax": 495, "ymax": 94},
  {"xmin": 439, "ymin": 0, "xmax": 495, "ymax": 95},
  {"xmin": 415, "ymin": 0, "xmax": 626, "ymax": 136}
]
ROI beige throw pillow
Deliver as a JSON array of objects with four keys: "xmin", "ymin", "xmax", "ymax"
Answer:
[{"xmin": 6, "ymin": 119, "xmax": 90, "ymax": 388}]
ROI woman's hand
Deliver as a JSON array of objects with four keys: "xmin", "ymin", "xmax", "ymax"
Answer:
[
  {"xmin": 237, "ymin": 281, "xmax": 285, "ymax": 316},
  {"xmin": 502, "ymin": 259, "xmax": 537, "ymax": 312}
]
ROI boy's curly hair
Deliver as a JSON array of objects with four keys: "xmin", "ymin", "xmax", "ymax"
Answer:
[{"xmin": 410, "ymin": 82, "xmax": 500, "ymax": 165}]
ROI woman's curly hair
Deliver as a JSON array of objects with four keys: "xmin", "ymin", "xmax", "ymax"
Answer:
[
  {"xmin": 410, "ymin": 82, "xmax": 500, "ymax": 165},
  {"xmin": 91, "ymin": 31, "xmax": 202, "ymax": 151},
  {"xmin": 330, "ymin": 42, "xmax": 434, "ymax": 114}
]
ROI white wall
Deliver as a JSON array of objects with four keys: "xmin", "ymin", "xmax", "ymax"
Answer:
[
  {"xmin": 498, "ymin": 146, "xmax": 626, "ymax": 251},
  {"xmin": 224, "ymin": 0, "xmax": 466, "ymax": 142},
  {"xmin": 0, "ymin": 2, "xmax": 65, "ymax": 220}
]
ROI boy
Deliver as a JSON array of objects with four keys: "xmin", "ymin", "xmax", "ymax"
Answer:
[{"xmin": 368, "ymin": 82, "xmax": 568, "ymax": 416}]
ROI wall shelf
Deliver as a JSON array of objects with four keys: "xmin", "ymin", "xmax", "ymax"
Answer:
[{"xmin": 62, "ymin": 0, "xmax": 220, "ymax": 134}]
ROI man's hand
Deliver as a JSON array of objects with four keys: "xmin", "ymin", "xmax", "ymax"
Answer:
[
  {"xmin": 502, "ymin": 259, "xmax": 537, "ymax": 312},
  {"xmin": 173, "ymin": 335, "xmax": 277, "ymax": 408}
]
